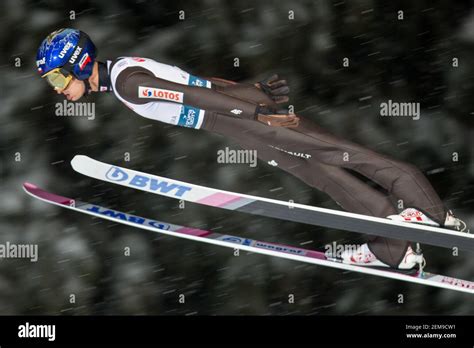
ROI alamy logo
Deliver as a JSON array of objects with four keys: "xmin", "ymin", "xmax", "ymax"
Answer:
[
  {"xmin": 216, "ymin": 147, "xmax": 257, "ymax": 168},
  {"xmin": 55, "ymin": 100, "xmax": 95, "ymax": 120},
  {"xmin": 380, "ymin": 100, "xmax": 420, "ymax": 120},
  {"xmin": 18, "ymin": 322, "xmax": 55, "ymax": 341},
  {"xmin": 230, "ymin": 109, "xmax": 243, "ymax": 115},
  {"xmin": 105, "ymin": 166, "xmax": 192, "ymax": 198}
]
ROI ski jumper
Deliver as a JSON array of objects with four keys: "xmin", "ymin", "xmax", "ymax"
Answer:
[{"xmin": 107, "ymin": 57, "xmax": 448, "ymax": 267}]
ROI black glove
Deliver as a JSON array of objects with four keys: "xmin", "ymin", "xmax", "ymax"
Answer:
[{"xmin": 256, "ymin": 74, "xmax": 290, "ymax": 104}]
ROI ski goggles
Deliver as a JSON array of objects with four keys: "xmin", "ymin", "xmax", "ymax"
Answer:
[{"xmin": 41, "ymin": 68, "xmax": 74, "ymax": 90}]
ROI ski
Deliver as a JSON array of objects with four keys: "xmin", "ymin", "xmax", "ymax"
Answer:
[
  {"xmin": 23, "ymin": 182, "xmax": 474, "ymax": 294},
  {"xmin": 71, "ymin": 155, "xmax": 474, "ymax": 252}
]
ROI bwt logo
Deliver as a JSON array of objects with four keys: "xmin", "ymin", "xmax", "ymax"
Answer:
[
  {"xmin": 221, "ymin": 236, "xmax": 252, "ymax": 246},
  {"xmin": 105, "ymin": 166, "xmax": 192, "ymax": 198}
]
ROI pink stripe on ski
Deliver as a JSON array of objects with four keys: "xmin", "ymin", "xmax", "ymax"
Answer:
[
  {"xmin": 303, "ymin": 250, "xmax": 327, "ymax": 260},
  {"xmin": 176, "ymin": 227, "xmax": 211, "ymax": 237},
  {"xmin": 23, "ymin": 183, "xmax": 73, "ymax": 205},
  {"xmin": 197, "ymin": 192, "xmax": 243, "ymax": 207}
]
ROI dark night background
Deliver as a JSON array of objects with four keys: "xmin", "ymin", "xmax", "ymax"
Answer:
[{"xmin": 1, "ymin": 0, "xmax": 474, "ymax": 315}]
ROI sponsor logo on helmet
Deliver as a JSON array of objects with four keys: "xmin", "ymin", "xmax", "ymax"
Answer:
[
  {"xmin": 132, "ymin": 57, "xmax": 146, "ymax": 62},
  {"xmin": 138, "ymin": 87, "xmax": 184, "ymax": 102},
  {"xmin": 69, "ymin": 46, "xmax": 83, "ymax": 64},
  {"xmin": 36, "ymin": 57, "xmax": 46, "ymax": 67},
  {"xmin": 78, "ymin": 53, "xmax": 91, "ymax": 70},
  {"xmin": 58, "ymin": 42, "xmax": 74, "ymax": 59}
]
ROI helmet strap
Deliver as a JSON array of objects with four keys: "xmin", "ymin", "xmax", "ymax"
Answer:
[
  {"xmin": 83, "ymin": 78, "xmax": 92, "ymax": 96},
  {"xmin": 97, "ymin": 61, "xmax": 112, "ymax": 92}
]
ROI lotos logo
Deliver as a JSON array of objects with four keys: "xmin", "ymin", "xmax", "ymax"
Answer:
[
  {"xmin": 132, "ymin": 57, "xmax": 146, "ymax": 62},
  {"xmin": 86, "ymin": 205, "xmax": 171, "ymax": 229},
  {"xmin": 138, "ymin": 87, "xmax": 184, "ymax": 103},
  {"xmin": 105, "ymin": 166, "xmax": 192, "ymax": 198},
  {"xmin": 69, "ymin": 46, "xmax": 83, "ymax": 64},
  {"xmin": 58, "ymin": 42, "xmax": 74, "ymax": 58}
]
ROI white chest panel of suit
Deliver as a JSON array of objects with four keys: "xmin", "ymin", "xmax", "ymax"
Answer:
[{"xmin": 109, "ymin": 57, "xmax": 212, "ymax": 129}]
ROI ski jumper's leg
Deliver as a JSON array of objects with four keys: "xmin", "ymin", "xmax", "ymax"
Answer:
[
  {"xmin": 237, "ymin": 135, "xmax": 397, "ymax": 218},
  {"xmin": 274, "ymin": 117, "xmax": 447, "ymax": 224},
  {"xmin": 209, "ymin": 81, "xmax": 447, "ymax": 222},
  {"xmin": 237, "ymin": 138, "xmax": 410, "ymax": 267},
  {"xmin": 206, "ymin": 115, "xmax": 408, "ymax": 266},
  {"xmin": 204, "ymin": 82, "xmax": 445, "ymax": 266}
]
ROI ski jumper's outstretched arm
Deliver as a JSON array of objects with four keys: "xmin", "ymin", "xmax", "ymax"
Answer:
[
  {"xmin": 207, "ymin": 74, "xmax": 290, "ymax": 105},
  {"xmin": 114, "ymin": 67, "xmax": 297, "ymax": 127}
]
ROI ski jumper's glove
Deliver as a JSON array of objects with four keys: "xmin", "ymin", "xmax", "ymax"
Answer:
[
  {"xmin": 255, "ymin": 74, "xmax": 290, "ymax": 104},
  {"xmin": 256, "ymin": 105, "xmax": 299, "ymax": 128}
]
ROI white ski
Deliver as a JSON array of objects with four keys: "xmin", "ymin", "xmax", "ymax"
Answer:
[
  {"xmin": 70, "ymin": 155, "xmax": 474, "ymax": 252},
  {"xmin": 23, "ymin": 182, "xmax": 474, "ymax": 294}
]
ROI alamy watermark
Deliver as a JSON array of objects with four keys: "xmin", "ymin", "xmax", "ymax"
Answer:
[
  {"xmin": 18, "ymin": 322, "xmax": 55, "ymax": 341},
  {"xmin": 55, "ymin": 100, "xmax": 95, "ymax": 120},
  {"xmin": 0, "ymin": 242, "xmax": 38, "ymax": 262},
  {"xmin": 324, "ymin": 241, "xmax": 363, "ymax": 258},
  {"xmin": 217, "ymin": 147, "xmax": 257, "ymax": 167},
  {"xmin": 380, "ymin": 100, "xmax": 420, "ymax": 120}
]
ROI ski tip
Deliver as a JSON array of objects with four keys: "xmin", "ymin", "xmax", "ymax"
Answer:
[
  {"xmin": 23, "ymin": 182, "xmax": 38, "ymax": 193},
  {"xmin": 22, "ymin": 182, "xmax": 74, "ymax": 205},
  {"xmin": 70, "ymin": 155, "xmax": 90, "ymax": 171}
]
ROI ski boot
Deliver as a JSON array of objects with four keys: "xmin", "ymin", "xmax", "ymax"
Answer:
[
  {"xmin": 338, "ymin": 243, "xmax": 424, "ymax": 270},
  {"xmin": 387, "ymin": 208, "xmax": 469, "ymax": 232}
]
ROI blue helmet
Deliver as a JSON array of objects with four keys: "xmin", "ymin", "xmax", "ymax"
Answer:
[{"xmin": 36, "ymin": 28, "xmax": 97, "ymax": 80}]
